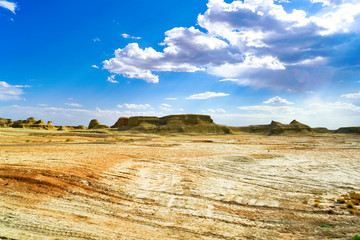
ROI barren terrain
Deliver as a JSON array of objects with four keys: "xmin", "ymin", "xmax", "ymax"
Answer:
[{"xmin": 0, "ymin": 128, "xmax": 359, "ymax": 239}]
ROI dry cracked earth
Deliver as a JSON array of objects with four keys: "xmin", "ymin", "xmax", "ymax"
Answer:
[{"xmin": 0, "ymin": 128, "xmax": 359, "ymax": 239}]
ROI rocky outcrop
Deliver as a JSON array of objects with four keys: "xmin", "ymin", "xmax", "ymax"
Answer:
[
  {"xmin": 88, "ymin": 119, "xmax": 109, "ymax": 129},
  {"xmin": 11, "ymin": 117, "xmax": 54, "ymax": 129},
  {"xmin": 233, "ymin": 120, "xmax": 314, "ymax": 135},
  {"xmin": 119, "ymin": 114, "xmax": 231, "ymax": 134},
  {"xmin": 0, "ymin": 118, "xmax": 13, "ymax": 127},
  {"xmin": 111, "ymin": 117, "xmax": 129, "ymax": 128},
  {"xmin": 57, "ymin": 125, "xmax": 88, "ymax": 131}
]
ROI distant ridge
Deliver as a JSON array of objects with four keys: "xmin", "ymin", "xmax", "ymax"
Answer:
[
  {"xmin": 0, "ymin": 115, "xmax": 359, "ymax": 135},
  {"xmin": 232, "ymin": 119, "xmax": 314, "ymax": 135}
]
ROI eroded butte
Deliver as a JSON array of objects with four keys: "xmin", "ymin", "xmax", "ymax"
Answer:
[{"xmin": 0, "ymin": 128, "xmax": 359, "ymax": 239}]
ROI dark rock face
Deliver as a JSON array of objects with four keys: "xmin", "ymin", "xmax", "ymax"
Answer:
[
  {"xmin": 88, "ymin": 119, "xmax": 109, "ymax": 129},
  {"xmin": 118, "ymin": 114, "xmax": 231, "ymax": 134},
  {"xmin": 111, "ymin": 117, "xmax": 129, "ymax": 128}
]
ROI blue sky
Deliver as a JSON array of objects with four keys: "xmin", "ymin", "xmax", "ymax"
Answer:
[{"xmin": 1, "ymin": 0, "xmax": 360, "ymax": 129}]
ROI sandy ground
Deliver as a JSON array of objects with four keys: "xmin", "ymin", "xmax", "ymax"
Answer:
[{"xmin": 0, "ymin": 128, "xmax": 359, "ymax": 239}]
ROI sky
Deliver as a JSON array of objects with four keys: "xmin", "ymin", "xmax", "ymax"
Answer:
[{"xmin": 1, "ymin": 0, "xmax": 360, "ymax": 129}]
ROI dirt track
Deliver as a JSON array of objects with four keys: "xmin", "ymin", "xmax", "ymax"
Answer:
[{"xmin": 0, "ymin": 129, "xmax": 359, "ymax": 239}]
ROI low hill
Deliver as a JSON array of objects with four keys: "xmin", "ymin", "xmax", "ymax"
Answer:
[{"xmin": 335, "ymin": 127, "xmax": 360, "ymax": 134}]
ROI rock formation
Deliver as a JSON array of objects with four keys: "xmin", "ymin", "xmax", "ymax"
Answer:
[
  {"xmin": 12, "ymin": 117, "xmax": 50, "ymax": 129},
  {"xmin": 233, "ymin": 120, "xmax": 314, "ymax": 135},
  {"xmin": 0, "ymin": 118, "xmax": 13, "ymax": 127},
  {"xmin": 118, "ymin": 114, "xmax": 231, "ymax": 134},
  {"xmin": 111, "ymin": 117, "xmax": 129, "ymax": 128},
  {"xmin": 88, "ymin": 119, "xmax": 109, "ymax": 129}
]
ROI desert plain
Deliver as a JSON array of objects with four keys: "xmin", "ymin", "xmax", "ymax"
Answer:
[{"xmin": 0, "ymin": 128, "xmax": 359, "ymax": 239}]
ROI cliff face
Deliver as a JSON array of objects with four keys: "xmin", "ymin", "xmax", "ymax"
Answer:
[{"xmin": 117, "ymin": 114, "xmax": 231, "ymax": 134}]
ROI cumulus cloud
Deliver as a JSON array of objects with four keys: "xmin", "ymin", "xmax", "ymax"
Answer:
[
  {"xmin": 121, "ymin": 33, "xmax": 141, "ymax": 40},
  {"xmin": 165, "ymin": 97, "xmax": 178, "ymax": 100},
  {"xmin": 102, "ymin": 0, "xmax": 360, "ymax": 90},
  {"xmin": 93, "ymin": 38, "xmax": 101, "ymax": 42},
  {"xmin": 65, "ymin": 103, "xmax": 83, "ymax": 107},
  {"xmin": 263, "ymin": 96, "xmax": 294, "ymax": 104},
  {"xmin": 186, "ymin": 91, "xmax": 230, "ymax": 100},
  {"xmin": 117, "ymin": 103, "xmax": 152, "ymax": 110},
  {"xmin": 0, "ymin": 1, "xmax": 16, "ymax": 14},
  {"xmin": 0, "ymin": 81, "xmax": 29, "ymax": 101},
  {"xmin": 91, "ymin": 65, "xmax": 99, "ymax": 69}
]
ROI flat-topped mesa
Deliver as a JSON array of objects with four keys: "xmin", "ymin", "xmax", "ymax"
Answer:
[{"xmin": 116, "ymin": 114, "xmax": 231, "ymax": 134}]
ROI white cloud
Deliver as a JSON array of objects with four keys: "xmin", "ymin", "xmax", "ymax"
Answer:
[
  {"xmin": 235, "ymin": 100, "xmax": 360, "ymax": 129},
  {"xmin": 165, "ymin": 97, "xmax": 178, "ymax": 100},
  {"xmin": 186, "ymin": 91, "xmax": 230, "ymax": 100},
  {"xmin": 209, "ymin": 54, "xmax": 285, "ymax": 79},
  {"xmin": 160, "ymin": 103, "xmax": 171, "ymax": 108},
  {"xmin": 117, "ymin": 103, "xmax": 152, "ymax": 110},
  {"xmin": 311, "ymin": 0, "xmax": 331, "ymax": 6},
  {"xmin": 238, "ymin": 105, "xmax": 301, "ymax": 115},
  {"xmin": 310, "ymin": 3, "xmax": 360, "ymax": 35},
  {"xmin": 65, "ymin": 103, "xmax": 83, "ymax": 107},
  {"xmin": 0, "ymin": 81, "xmax": 28, "ymax": 101},
  {"xmin": 121, "ymin": 33, "xmax": 141, "ymax": 40},
  {"xmin": 37, "ymin": 104, "xmax": 48, "ymax": 107},
  {"xmin": 107, "ymin": 75, "xmax": 119, "ymax": 83},
  {"xmin": 263, "ymin": 96, "xmax": 294, "ymax": 104},
  {"xmin": 159, "ymin": 103, "xmax": 173, "ymax": 111},
  {"xmin": 341, "ymin": 92, "xmax": 360, "ymax": 99},
  {"xmin": 0, "ymin": 1, "xmax": 16, "ymax": 14},
  {"xmin": 0, "ymin": 105, "xmax": 165, "ymax": 126},
  {"xmin": 102, "ymin": 0, "xmax": 360, "ymax": 90},
  {"xmin": 219, "ymin": 78, "xmax": 252, "ymax": 86},
  {"xmin": 91, "ymin": 65, "xmax": 99, "ymax": 69},
  {"xmin": 203, "ymin": 108, "xmax": 226, "ymax": 113},
  {"xmin": 93, "ymin": 38, "xmax": 101, "ymax": 42}
]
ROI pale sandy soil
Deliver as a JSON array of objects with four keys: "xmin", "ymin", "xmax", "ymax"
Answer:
[{"xmin": 0, "ymin": 128, "xmax": 359, "ymax": 239}]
